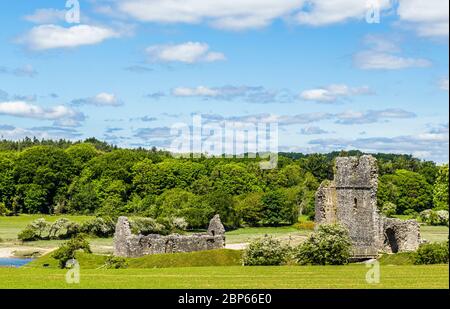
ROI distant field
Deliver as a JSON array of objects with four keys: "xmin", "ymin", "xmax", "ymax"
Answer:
[
  {"xmin": 0, "ymin": 215, "xmax": 94, "ymax": 241},
  {"xmin": 0, "ymin": 264, "xmax": 447, "ymax": 289},
  {"xmin": 226, "ymin": 226, "xmax": 311, "ymax": 244},
  {"xmin": 420, "ymin": 225, "xmax": 449, "ymax": 243}
]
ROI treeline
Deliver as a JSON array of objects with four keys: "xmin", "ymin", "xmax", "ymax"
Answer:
[{"xmin": 0, "ymin": 138, "xmax": 448, "ymax": 229}]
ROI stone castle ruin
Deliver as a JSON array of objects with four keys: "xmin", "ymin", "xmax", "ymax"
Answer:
[
  {"xmin": 315, "ymin": 155, "xmax": 421, "ymax": 259},
  {"xmin": 114, "ymin": 215, "xmax": 225, "ymax": 258}
]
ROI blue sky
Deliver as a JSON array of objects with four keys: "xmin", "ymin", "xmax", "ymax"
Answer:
[{"xmin": 0, "ymin": 0, "xmax": 448, "ymax": 162}]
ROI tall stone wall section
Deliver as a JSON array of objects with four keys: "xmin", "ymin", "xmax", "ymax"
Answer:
[
  {"xmin": 315, "ymin": 155, "xmax": 421, "ymax": 258},
  {"xmin": 114, "ymin": 215, "xmax": 226, "ymax": 258}
]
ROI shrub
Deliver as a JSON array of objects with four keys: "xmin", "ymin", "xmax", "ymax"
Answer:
[
  {"xmin": 18, "ymin": 227, "xmax": 39, "ymax": 241},
  {"xmin": 293, "ymin": 221, "xmax": 315, "ymax": 230},
  {"xmin": 18, "ymin": 218, "xmax": 50, "ymax": 241},
  {"xmin": 381, "ymin": 202, "xmax": 397, "ymax": 218},
  {"xmin": 105, "ymin": 256, "xmax": 128, "ymax": 269},
  {"xmin": 415, "ymin": 242, "xmax": 449, "ymax": 265},
  {"xmin": 52, "ymin": 234, "xmax": 92, "ymax": 268},
  {"xmin": 155, "ymin": 217, "xmax": 178, "ymax": 235},
  {"xmin": 295, "ymin": 224, "xmax": 352, "ymax": 265},
  {"xmin": 63, "ymin": 221, "xmax": 82, "ymax": 239},
  {"xmin": 48, "ymin": 218, "xmax": 70, "ymax": 239},
  {"xmin": 420, "ymin": 209, "xmax": 449, "ymax": 226},
  {"xmin": 172, "ymin": 217, "xmax": 188, "ymax": 231},
  {"xmin": 130, "ymin": 217, "xmax": 164, "ymax": 235},
  {"xmin": 18, "ymin": 218, "xmax": 81, "ymax": 241},
  {"xmin": 0, "ymin": 202, "xmax": 11, "ymax": 216},
  {"xmin": 243, "ymin": 236, "xmax": 290, "ymax": 266},
  {"xmin": 81, "ymin": 217, "xmax": 115, "ymax": 237}
]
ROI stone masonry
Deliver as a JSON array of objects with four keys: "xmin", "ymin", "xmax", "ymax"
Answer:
[
  {"xmin": 114, "ymin": 215, "xmax": 226, "ymax": 258},
  {"xmin": 315, "ymin": 155, "xmax": 421, "ymax": 258}
]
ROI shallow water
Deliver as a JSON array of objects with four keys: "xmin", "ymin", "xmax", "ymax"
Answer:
[{"xmin": 0, "ymin": 258, "xmax": 34, "ymax": 268}]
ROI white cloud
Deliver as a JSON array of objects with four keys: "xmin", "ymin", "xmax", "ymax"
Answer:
[
  {"xmin": 354, "ymin": 35, "xmax": 432, "ymax": 70},
  {"xmin": 300, "ymin": 126, "xmax": 330, "ymax": 135},
  {"xmin": 173, "ymin": 86, "xmax": 219, "ymax": 97},
  {"xmin": 17, "ymin": 24, "xmax": 120, "ymax": 50},
  {"xmin": 23, "ymin": 8, "xmax": 66, "ymax": 24},
  {"xmin": 335, "ymin": 109, "xmax": 416, "ymax": 124},
  {"xmin": 296, "ymin": 0, "xmax": 392, "ymax": 26},
  {"xmin": 308, "ymin": 124, "xmax": 449, "ymax": 163},
  {"xmin": 300, "ymin": 84, "xmax": 372, "ymax": 103},
  {"xmin": 146, "ymin": 42, "xmax": 225, "ymax": 63},
  {"xmin": 0, "ymin": 126, "xmax": 82, "ymax": 140},
  {"xmin": 354, "ymin": 51, "xmax": 432, "ymax": 69},
  {"xmin": 172, "ymin": 85, "xmax": 292, "ymax": 103},
  {"xmin": 439, "ymin": 77, "xmax": 449, "ymax": 91},
  {"xmin": 71, "ymin": 93, "xmax": 123, "ymax": 107},
  {"xmin": 0, "ymin": 101, "xmax": 84, "ymax": 124},
  {"xmin": 97, "ymin": 0, "xmax": 447, "ymax": 36},
  {"xmin": 0, "ymin": 64, "xmax": 37, "ymax": 78},
  {"xmin": 397, "ymin": 0, "xmax": 449, "ymax": 37},
  {"xmin": 116, "ymin": 0, "xmax": 304, "ymax": 30},
  {"xmin": 201, "ymin": 112, "xmax": 333, "ymax": 126}
]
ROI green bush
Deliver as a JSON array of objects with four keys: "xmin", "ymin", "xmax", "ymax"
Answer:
[
  {"xmin": 420, "ymin": 210, "xmax": 449, "ymax": 226},
  {"xmin": 52, "ymin": 234, "xmax": 92, "ymax": 268},
  {"xmin": 104, "ymin": 255, "xmax": 128, "ymax": 269},
  {"xmin": 0, "ymin": 202, "xmax": 11, "ymax": 216},
  {"xmin": 172, "ymin": 217, "xmax": 188, "ymax": 231},
  {"xmin": 81, "ymin": 217, "xmax": 115, "ymax": 237},
  {"xmin": 17, "ymin": 218, "xmax": 50, "ymax": 241},
  {"xmin": 381, "ymin": 202, "xmax": 397, "ymax": 217},
  {"xmin": 414, "ymin": 242, "xmax": 449, "ymax": 265},
  {"xmin": 18, "ymin": 227, "xmax": 39, "ymax": 241},
  {"xmin": 243, "ymin": 236, "xmax": 290, "ymax": 266},
  {"xmin": 295, "ymin": 224, "xmax": 352, "ymax": 265},
  {"xmin": 48, "ymin": 218, "xmax": 81, "ymax": 239},
  {"xmin": 131, "ymin": 217, "xmax": 164, "ymax": 235},
  {"xmin": 18, "ymin": 218, "xmax": 81, "ymax": 241}
]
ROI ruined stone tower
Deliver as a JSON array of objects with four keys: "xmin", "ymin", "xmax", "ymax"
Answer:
[{"xmin": 315, "ymin": 155, "xmax": 421, "ymax": 258}]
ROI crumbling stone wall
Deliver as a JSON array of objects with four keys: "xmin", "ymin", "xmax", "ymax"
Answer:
[
  {"xmin": 382, "ymin": 218, "xmax": 421, "ymax": 253},
  {"xmin": 315, "ymin": 155, "xmax": 421, "ymax": 258},
  {"xmin": 114, "ymin": 215, "xmax": 226, "ymax": 258}
]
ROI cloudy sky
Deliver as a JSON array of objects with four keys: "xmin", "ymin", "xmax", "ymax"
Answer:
[{"xmin": 0, "ymin": 0, "xmax": 448, "ymax": 162}]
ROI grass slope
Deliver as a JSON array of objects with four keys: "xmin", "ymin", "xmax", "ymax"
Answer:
[
  {"xmin": 0, "ymin": 265, "xmax": 447, "ymax": 289},
  {"xmin": 378, "ymin": 252, "xmax": 416, "ymax": 265},
  {"xmin": 28, "ymin": 249, "xmax": 243, "ymax": 269}
]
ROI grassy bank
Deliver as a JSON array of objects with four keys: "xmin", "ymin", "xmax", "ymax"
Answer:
[{"xmin": 28, "ymin": 249, "xmax": 243, "ymax": 269}]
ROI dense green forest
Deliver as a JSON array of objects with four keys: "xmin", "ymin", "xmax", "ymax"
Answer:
[{"xmin": 0, "ymin": 137, "xmax": 448, "ymax": 229}]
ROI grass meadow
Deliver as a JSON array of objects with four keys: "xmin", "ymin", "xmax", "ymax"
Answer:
[{"xmin": 0, "ymin": 264, "xmax": 447, "ymax": 289}]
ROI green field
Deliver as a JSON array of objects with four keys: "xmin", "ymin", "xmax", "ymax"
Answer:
[
  {"xmin": 225, "ymin": 226, "xmax": 310, "ymax": 244},
  {"xmin": 0, "ymin": 264, "xmax": 447, "ymax": 289},
  {"xmin": 420, "ymin": 225, "xmax": 449, "ymax": 243},
  {"xmin": 0, "ymin": 215, "xmax": 93, "ymax": 241}
]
